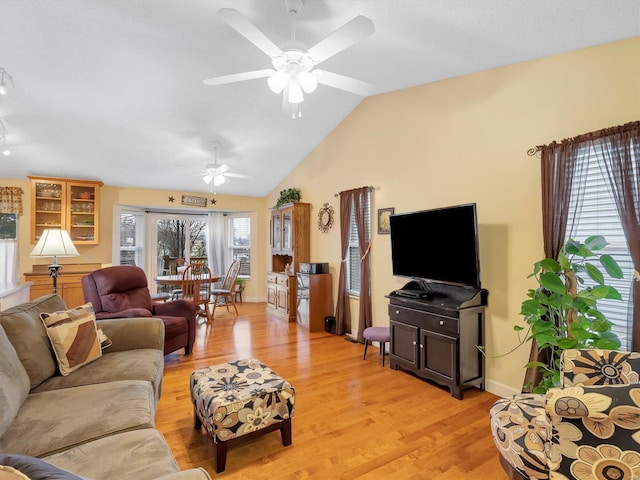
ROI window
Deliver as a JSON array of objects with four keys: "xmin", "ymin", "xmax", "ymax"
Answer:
[
  {"xmin": 346, "ymin": 191, "xmax": 371, "ymax": 295},
  {"xmin": 0, "ymin": 213, "xmax": 17, "ymax": 239},
  {"xmin": 228, "ymin": 215, "xmax": 251, "ymax": 277},
  {"xmin": 118, "ymin": 210, "xmax": 144, "ymax": 266},
  {"xmin": 567, "ymin": 145, "xmax": 635, "ymax": 350}
]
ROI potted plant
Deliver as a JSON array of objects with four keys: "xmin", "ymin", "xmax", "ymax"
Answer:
[
  {"xmin": 514, "ymin": 235, "xmax": 624, "ymax": 393},
  {"xmin": 274, "ymin": 188, "xmax": 301, "ymax": 209}
]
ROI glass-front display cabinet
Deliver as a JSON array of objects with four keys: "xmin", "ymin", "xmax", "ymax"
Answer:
[{"xmin": 30, "ymin": 176, "xmax": 103, "ymax": 245}]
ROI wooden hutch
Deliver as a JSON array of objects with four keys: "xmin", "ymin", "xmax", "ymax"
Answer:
[{"xmin": 266, "ymin": 202, "xmax": 310, "ymax": 321}]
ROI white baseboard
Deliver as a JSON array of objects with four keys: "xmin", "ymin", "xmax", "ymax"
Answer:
[{"xmin": 485, "ymin": 379, "xmax": 520, "ymax": 398}]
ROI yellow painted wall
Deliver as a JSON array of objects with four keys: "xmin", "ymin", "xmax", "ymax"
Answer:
[
  {"xmin": 3, "ymin": 37, "xmax": 638, "ymax": 394},
  {"xmin": 2, "ymin": 178, "xmax": 267, "ymax": 301},
  {"xmin": 265, "ymin": 37, "xmax": 640, "ymax": 395}
]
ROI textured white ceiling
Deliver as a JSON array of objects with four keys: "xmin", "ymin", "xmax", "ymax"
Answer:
[{"xmin": 0, "ymin": 0, "xmax": 638, "ymax": 196}]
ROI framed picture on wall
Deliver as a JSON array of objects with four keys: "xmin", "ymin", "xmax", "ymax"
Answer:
[{"xmin": 377, "ymin": 208, "xmax": 394, "ymax": 234}]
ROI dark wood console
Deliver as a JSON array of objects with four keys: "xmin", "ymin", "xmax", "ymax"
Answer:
[{"xmin": 388, "ymin": 281, "xmax": 488, "ymax": 399}]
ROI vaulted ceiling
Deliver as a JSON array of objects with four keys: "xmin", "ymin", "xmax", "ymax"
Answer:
[{"xmin": 0, "ymin": 1, "xmax": 638, "ymax": 196}]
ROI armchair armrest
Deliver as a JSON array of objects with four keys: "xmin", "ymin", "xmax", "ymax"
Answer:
[
  {"xmin": 95, "ymin": 308, "xmax": 153, "ymax": 320},
  {"xmin": 153, "ymin": 298, "xmax": 196, "ymax": 319},
  {"xmin": 96, "ymin": 317, "xmax": 164, "ymax": 352}
]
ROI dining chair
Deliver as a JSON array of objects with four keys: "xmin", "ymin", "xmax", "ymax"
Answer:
[
  {"xmin": 181, "ymin": 263, "xmax": 214, "ymax": 322},
  {"xmin": 211, "ymin": 260, "xmax": 241, "ymax": 317}
]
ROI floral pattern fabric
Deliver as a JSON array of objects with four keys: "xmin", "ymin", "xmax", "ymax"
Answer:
[
  {"xmin": 190, "ymin": 358, "xmax": 295, "ymax": 444},
  {"xmin": 490, "ymin": 349, "xmax": 640, "ymax": 480}
]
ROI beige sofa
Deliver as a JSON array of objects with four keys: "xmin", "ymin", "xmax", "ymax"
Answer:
[{"xmin": 0, "ymin": 294, "xmax": 210, "ymax": 480}]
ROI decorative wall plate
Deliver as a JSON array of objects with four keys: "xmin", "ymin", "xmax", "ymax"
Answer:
[{"xmin": 317, "ymin": 203, "xmax": 334, "ymax": 233}]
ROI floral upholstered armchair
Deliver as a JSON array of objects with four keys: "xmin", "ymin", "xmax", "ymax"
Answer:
[{"xmin": 490, "ymin": 349, "xmax": 640, "ymax": 480}]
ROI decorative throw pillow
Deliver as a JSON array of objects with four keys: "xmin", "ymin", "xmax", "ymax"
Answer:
[
  {"xmin": 0, "ymin": 465, "xmax": 31, "ymax": 480},
  {"xmin": 40, "ymin": 303, "xmax": 105, "ymax": 376}
]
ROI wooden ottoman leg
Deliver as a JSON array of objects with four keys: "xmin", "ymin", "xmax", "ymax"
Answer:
[
  {"xmin": 216, "ymin": 441, "xmax": 228, "ymax": 474},
  {"xmin": 281, "ymin": 417, "xmax": 292, "ymax": 446}
]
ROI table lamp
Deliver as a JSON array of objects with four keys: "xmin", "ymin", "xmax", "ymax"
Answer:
[{"xmin": 30, "ymin": 229, "xmax": 80, "ymax": 294}]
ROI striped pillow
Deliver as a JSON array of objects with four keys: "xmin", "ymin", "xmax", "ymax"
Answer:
[{"xmin": 40, "ymin": 303, "xmax": 102, "ymax": 376}]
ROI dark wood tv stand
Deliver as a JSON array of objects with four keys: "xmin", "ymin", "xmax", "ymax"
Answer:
[{"xmin": 388, "ymin": 281, "xmax": 488, "ymax": 399}]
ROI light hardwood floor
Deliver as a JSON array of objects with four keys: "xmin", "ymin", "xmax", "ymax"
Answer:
[{"xmin": 157, "ymin": 302, "xmax": 507, "ymax": 479}]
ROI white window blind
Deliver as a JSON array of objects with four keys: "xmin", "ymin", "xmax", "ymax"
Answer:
[
  {"xmin": 229, "ymin": 216, "xmax": 251, "ymax": 277},
  {"xmin": 346, "ymin": 192, "xmax": 371, "ymax": 295},
  {"xmin": 119, "ymin": 211, "xmax": 143, "ymax": 266},
  {"xmin": 567, "ymin": 145, "xmax": 635, "ymax": 350}
]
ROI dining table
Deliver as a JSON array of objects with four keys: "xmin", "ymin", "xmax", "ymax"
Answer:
[{"xmin": 155, "ymin": 274, "xmax": 223, "ymax": 322}]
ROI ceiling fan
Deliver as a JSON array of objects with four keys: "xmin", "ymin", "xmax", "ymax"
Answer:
[
  {"xmin": 203, "ymin": 6, "xmax": 375, "ymax": 116},
  {"xmin": 198, "ymin": 144, "xmax": 249, "ymax": 187}
]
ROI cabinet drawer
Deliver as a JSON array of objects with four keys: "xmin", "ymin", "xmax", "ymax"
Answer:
[
  {"xmin": 276, "ymin": 275, "xmax": 289, "ymax": 287},
  {"xmin": 388, "ymin": 305, "xmax": 458, "ymax": 336},
  {"xmin": 267, "ymin": 273, "xmax": 278, "ymax": 284}
]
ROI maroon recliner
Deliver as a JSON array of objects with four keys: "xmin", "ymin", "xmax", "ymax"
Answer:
[{"xmin": 81, "ymin": 265, "xmax": 196, "ymax": 355}]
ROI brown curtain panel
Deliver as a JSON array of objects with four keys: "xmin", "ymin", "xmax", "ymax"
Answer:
[
  {"xmin": 0, "ymin": 186, "xmax": 24, "ymax": 214},
  {"xmin": 592, "ymin": 121, "xmax": 640, "ymax": 350},
  {"xmin": 522, "ymin": 139, "xmax": 588, "ymax": 392},
  {"xmin": 335, "ymin": 190, "xmax": 354, "ymax": 335},
  {"xmin": 354, "ymin": 188, "xmax": 372, "ymax": 342},
  {"xmin": 524, "ymin": 120, "xmax": 640, "ymax": 390}
]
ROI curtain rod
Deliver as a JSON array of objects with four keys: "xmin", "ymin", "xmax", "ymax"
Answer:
[
  {"xmin": 527, "ymin": 120, "xmax": 640, "ymax": 156},
  {"xmin": 334, "ymin": 186, "xmax": 374, "ymax": 198}
]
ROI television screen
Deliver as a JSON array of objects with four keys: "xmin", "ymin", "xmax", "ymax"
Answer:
[{"xmin": 389, "ymin": 203, "xmax": 481, "ymax": 287}]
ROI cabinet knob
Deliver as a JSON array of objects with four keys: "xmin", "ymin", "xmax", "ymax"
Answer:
[
  {"xmin": 420, "ymin": 344, "xmax": 424, "ymax": 349},
  {"xmin": 439, "ymin": 320, "xmax": 444, "ymax": 326},
  {"xmin": 412, "ymin": 341, "xmax": 416, "ymax": 346},
  {"xmin": 395, "ymin": 310, "xmax": 399, "ymax": 314}
]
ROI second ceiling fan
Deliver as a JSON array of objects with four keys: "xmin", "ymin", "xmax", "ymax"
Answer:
[{"xmin": 203, "ymin": 6, "xmax": 375, "ymax": 116}]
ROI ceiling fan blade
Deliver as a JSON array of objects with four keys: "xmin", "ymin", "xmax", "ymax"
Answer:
[
  {"xmin": 306, "ymin": 16, "xmax": 374, "ymax": 64},
  {"xmin": 225, "ymin": 172, "xmax": 251, "ymax": 179},
  {"xmin": 217, "ymin": 164, "xmax": 230, "ymax": 174},
  {"xmin": 314, "ymin": 70, "xmax": 375, "ymax": 96},
  {"xmin": 217, "ymin": 8, "xmax": 283, "ymax": 58},
  {"xmin": 203, "ymin": 69, "xmax": 274, "ymax": 86}
]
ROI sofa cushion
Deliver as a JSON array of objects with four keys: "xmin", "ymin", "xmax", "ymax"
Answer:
[
  {"xmin": 43, "ymin": 429, "xmax": 181, "ymax": 480},
  {"xmin": 0, "ymin": 454, "xmax": 84, "ymax": 480},
  {"xmin": 40, "ymin": 303, "xmax": 103, "ymax": 376},
  {"xmin": 0, "ymin": 325, "xmax": 30, "ymax": 439},
  {"xmin": 0, "ymin": 380, "xmax": 155, "ymax": 458},
  {"xmin": 0, "ymin": 294, "xmax": 65, "ymax": 389},
  {"xmin": 31, "ymin": 348, "xmax": 164, "ymax": 405}
]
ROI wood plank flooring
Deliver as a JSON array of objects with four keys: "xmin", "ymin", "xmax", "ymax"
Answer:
[{"xmin": 156, "ymin": 302, "xmax": 507, "ymax": 479}]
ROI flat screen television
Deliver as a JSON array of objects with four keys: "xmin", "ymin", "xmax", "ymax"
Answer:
[{"xmin": 389, "ymin": 203, "xmax": 481, "ymax": 288}]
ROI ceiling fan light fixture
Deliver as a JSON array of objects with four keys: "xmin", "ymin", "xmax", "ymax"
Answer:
[
  {"xmin": 203, "ymin": 174, "xmax": 214, "ymax": 184},
  {"xmin": 297, "ymin": 71, "xmax": 317, "ymax": 93},
  {"xmin": 268, "ymin": 71, "xmax": 288, "ymax": 93},
  {"xmin": 287, "ymin": 80, "xmax": 304, "ymax": 104},
  {"xmin": 213, "ymin": 174, "xmax": 226, "ymax": 187}
]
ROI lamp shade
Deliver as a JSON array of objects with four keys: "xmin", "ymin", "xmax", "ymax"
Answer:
[{"xmin": 30, "ymin": 229, "xmax": 80, "ymax": 258}]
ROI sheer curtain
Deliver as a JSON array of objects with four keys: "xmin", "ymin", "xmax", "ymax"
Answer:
[
  {"xmin": 524, "ymin": 120, "xmax": 640, "ymax": 390},
  {"xmin": 0, "ymin": 240, "xmax": 19, "ymax": 284},
  {"xmin": 593, "ymin": 122, "xmax": 640, "ymax": 350},
  {"xmin": 206, "ymin": 212, "xmax": 225, "ymax": 279},
  {"xmin": 334, "ymin": 192, "xmax": 353, "ymax": 335},
  {"xmin": 334, "ymin": 187, "xmax": 372, "ymax": 339},
  {"xmin": 0, "ymin": 186, "xmax": 23, "ymax": 285}
]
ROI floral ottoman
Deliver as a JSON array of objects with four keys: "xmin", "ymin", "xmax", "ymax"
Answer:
[{"xmin": 190, "ymin": 358, "xmax": 295, "ymax": 473}]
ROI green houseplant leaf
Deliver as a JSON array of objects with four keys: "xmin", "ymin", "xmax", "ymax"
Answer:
[{"xmin": 506, "ymin": 237, "xmax": 624, "ymax": 393}]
